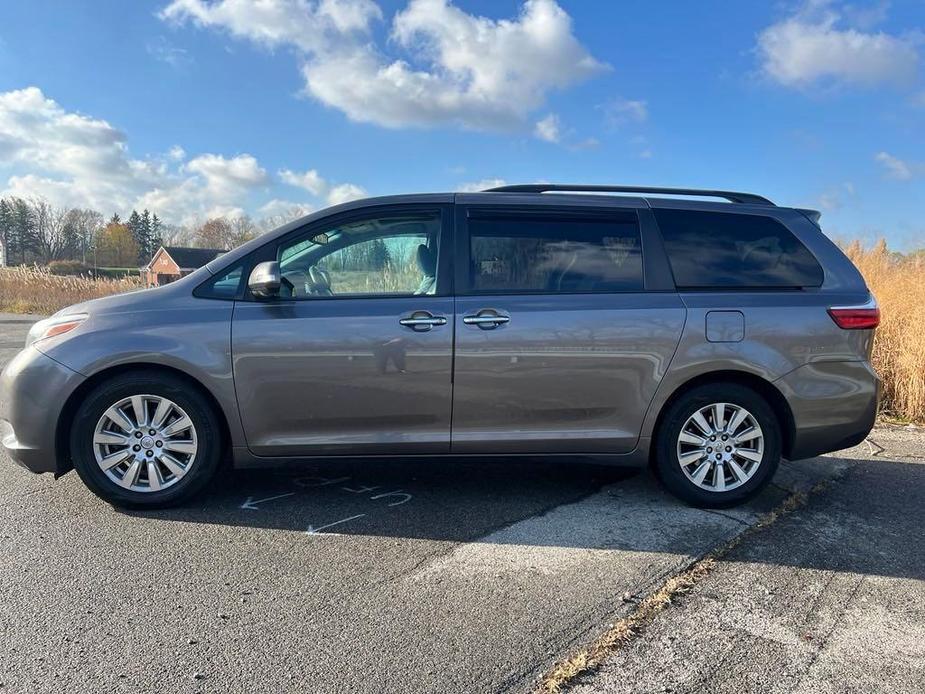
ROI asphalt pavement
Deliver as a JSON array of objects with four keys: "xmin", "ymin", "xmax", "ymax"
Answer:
[{"xmin": 0, "ymin": 313, "xmax": 920, "ymax": 694}]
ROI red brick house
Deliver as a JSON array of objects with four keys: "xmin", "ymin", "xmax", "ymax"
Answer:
[{"xmin": 142, "ymin": 246, "xmax": 226, "ymax": 287}]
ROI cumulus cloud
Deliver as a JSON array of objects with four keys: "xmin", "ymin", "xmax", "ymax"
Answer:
[
  {"xmin": 279, "ymin": 166, "xmax": 367, "ymax": 205},
  {"xmin": 161, "ymin": 0, "xmax": 607, "ymax": 131},
  {"xmin": 159, "ymin": 0, "xmax": 382, "ymax": 53},
  {"xmin": 757, "ymin": 1, "xmax": 920, "ymax": 88},
  {"xmin": 0, "ymin": 86, "xmax": 167, "ymax": 213},
  {"xmin": 533, "ymin": 114, "xmax": 561, "ymax": 143},
  {"xmin": 0, "ymin": 86, "xmax": 364, "ymax": 223},
  {"xmin": 279, "ymin": 167, "xmax": 327, "ymax": 196},
  {"xmin": 875, "ymin": 151, "xmax": 920, "ymax": 180}
]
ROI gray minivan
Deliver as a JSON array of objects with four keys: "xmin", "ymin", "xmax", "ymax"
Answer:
[{"xmin": 0, "ymin": 185, "xmax": 880, "ymax": 509}]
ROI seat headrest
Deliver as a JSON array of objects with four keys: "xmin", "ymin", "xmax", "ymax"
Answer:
[{"xmin": 416, "ymin": 244, "xmax": 436, "ymax": 277}]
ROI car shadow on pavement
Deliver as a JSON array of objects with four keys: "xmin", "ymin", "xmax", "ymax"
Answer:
[{"xmin": 118, "ymin": 450, "xmax": 925, "ymax": 581}]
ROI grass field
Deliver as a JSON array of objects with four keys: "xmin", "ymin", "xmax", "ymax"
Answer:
[
  {"xmin": 843, "ymin": 241, "xmax": 925, "ymax": 424},
  {"xmin": 1, "ymin": 245, "xmax": 922, "ymax": 424},
  {"xmin": 0, "ymin": 265, "xmax": 142, "ymax": 315}
]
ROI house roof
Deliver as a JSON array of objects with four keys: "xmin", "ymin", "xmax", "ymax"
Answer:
[{"xmin": 151, "ymin": 246, "xmax": 226, "ymax": 270}]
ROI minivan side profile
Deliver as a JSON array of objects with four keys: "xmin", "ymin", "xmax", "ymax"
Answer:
[{"xmin": 0, "ymin": 185, "xmax": 880, "ymax": 509}]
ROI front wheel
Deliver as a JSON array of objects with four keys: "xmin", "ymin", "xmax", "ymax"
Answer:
[
  {"xmin": 654, "ymin": 383, "xmax": 781, "ymax": 508},
  {"xmin": 70, "ymin": 371, "xmax": 223, "ymax": 509}
]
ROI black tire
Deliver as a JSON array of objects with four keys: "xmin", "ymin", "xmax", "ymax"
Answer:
[
  {"xmin": 70, "ymin": 371, "xmax": 223, "ymax": 509},
  {"xmin": 654, "ymin": 382, "xmax": 781, "ymax": 508}
]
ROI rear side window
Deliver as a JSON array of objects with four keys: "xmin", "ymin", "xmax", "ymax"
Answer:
[
  {"xmin": 654, "ymin": 209, "xmax": 823, "ymax": 289},
  {"xmin": 468, "ymin": 212, "xmax": 644, "ymax": 293}
]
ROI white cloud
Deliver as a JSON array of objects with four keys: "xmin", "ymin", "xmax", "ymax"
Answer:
[
  {"xmin": 186, "ymin": 153, "xmax": 268, "ymax": 195},
  {"xmin": 159, "ymin": 0, "xmax": 382, "ymax": 53},
  {"xmin": 457, "ymin": 178, "xmax": 507, "ymax": 192},
  {"xmin": 279, "ymin": 167, "xmax": 327, "ymax": 195},
  {"xmin": 875, "ymin": 151, "xmax": 920, "ymax": 180},
  {"xmin": 326, "ymin": 182, "xmax": 367, "ymax": 205},
  {"xmin": 0, "ymin": 86, "xmax": 166, "ymax": 213},
  {"xmin": 757, "ymin": 1, "xmax": 920, "ymax": 88},
  {"xmin": 0, "ymin": 86, "xmax": 364, "ymax": 224},
  {"xmin": 258, "ymin": 198, "xmax": 315, "ymax": 219},
  {"xmin": 161, "ymin": 0, "xmax": 607, "ymax": 131},
  {"xmin": 603, "ymin": 98, "xmax": 648, "ymax": 127},
  {"xmin": 534, "ymin": 114, "xmax": 561, "ymax": 143},
  {"xmin": 279, "ymin": 166, "xmax": 367, "ymax": 206}
]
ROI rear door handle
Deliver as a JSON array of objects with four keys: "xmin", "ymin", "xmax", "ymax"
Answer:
[
  {"xmin": 399, "ymin": 311, "xmax": 448, "ymax": 332},
  {"xmin": 463, "ymin": 310, "xmax": 510, "ymax": 329}
]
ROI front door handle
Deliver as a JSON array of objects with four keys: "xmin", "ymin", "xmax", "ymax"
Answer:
[
  {"xmin": 463, "ymin": 310, "xmax": 510, "ymax": 329},
  {"xmin": 399, "ymin": 311, "xmax": 448, "ymax": 332}
]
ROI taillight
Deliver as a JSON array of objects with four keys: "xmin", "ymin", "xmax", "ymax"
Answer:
[{"xmin": 828, "ymin": 298, "xmax": 880, "ymax": 330}]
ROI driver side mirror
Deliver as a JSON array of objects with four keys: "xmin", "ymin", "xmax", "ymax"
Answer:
[{"xmin": 248, "ymin": 261, "xmax": 281, "ymax": 299}]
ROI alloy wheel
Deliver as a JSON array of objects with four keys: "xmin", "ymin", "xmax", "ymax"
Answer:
[
  {"xmin": 92, "ymin": 394, "xmax": 198, "ymax": 493},
  {"xmin": 676, "ymin": 402, "xmax": 764, "ymax": 492}
]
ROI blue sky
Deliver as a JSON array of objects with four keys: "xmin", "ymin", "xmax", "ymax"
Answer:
[{"xmin": 0, "ymin": 0, "xmax": 922, "ymax": 247}]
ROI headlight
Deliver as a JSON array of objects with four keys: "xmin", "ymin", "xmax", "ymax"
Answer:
[{"xmin": 26, "ymin": 313, "xmax": 89, "ymax": 348}]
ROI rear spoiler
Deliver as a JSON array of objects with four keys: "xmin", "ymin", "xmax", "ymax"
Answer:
[{"xmin": 797, "ymin": 208, "xmax": 822, "ymax": 225}]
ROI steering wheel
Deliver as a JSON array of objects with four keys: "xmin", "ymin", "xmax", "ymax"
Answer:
[{"xmin": 308, "ymin": 266, "xmax": 333, "ymax": 296}]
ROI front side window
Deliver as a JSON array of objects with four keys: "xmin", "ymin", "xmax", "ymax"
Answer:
[
  {"xmin": 654, "ymin": 209, "xmax": 824, "ymax": 289},
  {"xmin": 277, "ymin": 212, "xmax": 441, "ymax": 298},
  {"xmin": 468, "ymin": 212, "xmax": 644, "ymax": 294}
]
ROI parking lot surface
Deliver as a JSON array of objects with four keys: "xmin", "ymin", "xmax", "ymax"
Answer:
[{"xmin": 0, "ymin": 313, "xmax": 920, "ymax": 693}]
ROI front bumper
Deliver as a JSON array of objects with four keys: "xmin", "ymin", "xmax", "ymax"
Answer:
[
  {"xmin": 775, "ymin": 360, "xmax": 880, "ymax": 460},
  {"xmin": 0, "ymin": 347, "xmax": 85, "ymax": 474}
]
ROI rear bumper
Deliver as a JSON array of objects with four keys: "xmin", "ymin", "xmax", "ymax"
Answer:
[
  {"xmin": 775, "ymin": 360, "xmax": 880, "ymax": 460},
  {"xmin": 0, "ymin": 347, "xmax": 85, "ymax": 474}
]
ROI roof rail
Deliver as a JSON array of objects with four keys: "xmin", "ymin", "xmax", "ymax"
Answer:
[{"xmin": 483, "ymin": 184, "xmax": 775, "ymax": 206}]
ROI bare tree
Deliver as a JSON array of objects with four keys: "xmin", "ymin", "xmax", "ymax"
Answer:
[
  {"xmin": 31, "ymin": 199, "xmax": 77, "ymax": 263},
  {"xmin": 64, "ymin": 208, "xmax": 104, "ymax": 264},
  {"xmin": 229, "ymin": 215, "xmax": 257, "ymax": 248},
  {"xmin": 195, "ymin": 218, "xmax": 234, "ymax": 250}
]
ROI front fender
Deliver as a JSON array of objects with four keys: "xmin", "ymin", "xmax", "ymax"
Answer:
[{"xmin": 35, "ymin": 301, "xmax": 245, "ymax": 448}]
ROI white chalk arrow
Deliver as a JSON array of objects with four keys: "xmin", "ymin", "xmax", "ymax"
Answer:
[
  {"xmin": 306, "ymin": 513, "xmax": 366, "ymax": 535},
  {"xmin": 239, "ymin": 492, "xmax": 295, "ymax": 510}
]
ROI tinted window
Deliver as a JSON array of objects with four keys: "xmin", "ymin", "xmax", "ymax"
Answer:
[
  {"xmin": 195, "ymin": 263, "xmax": 244, "ymax": 300},
  {"xmin": 468, "ymin": 213, "xmax": 643, "ymax": 293},
  {"xmin": 654, "ymin": 209, "xmax": 823, "ymax": 289}
]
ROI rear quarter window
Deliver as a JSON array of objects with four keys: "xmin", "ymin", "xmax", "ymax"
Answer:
[{"xmin": 654, "ymin": 209, "xmax": 824, "ymax": 289}]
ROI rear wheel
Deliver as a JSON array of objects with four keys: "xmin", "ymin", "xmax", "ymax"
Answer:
[
  {"xmin": 654, "ymin": 383, "xmax": 781, "ymax": 508},
  {"xmin": 70, "ymin": 371, "xmax": 222, "ymax": 509}
]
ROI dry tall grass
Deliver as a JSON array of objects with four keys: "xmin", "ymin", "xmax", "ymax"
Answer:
[
  {"xmin": 0, "ymin": 265, "xmax": 142, "ymax": 316},
  {"xmin": 844, "ymin": 240, "xmax": 925, "ymax": 423}
]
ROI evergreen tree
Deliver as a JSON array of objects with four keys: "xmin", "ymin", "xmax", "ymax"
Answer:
[
  {"xmin": 140, "ymin": 209, "xmax": 153, "ymax": 262},
  {"xmin": 10, "ymin": 198, "xmax": 39, "ymax": 265},
  {"xmin": 369, "ymin": 238, "xmax": 391, "ymax": 270},
  {"xmin": 0, "ymin": 199, "xmax": 11, "ymax": 265},
  {"xmin": 150, "ymin": 213, "xmax": 164, "ymax": 252}
]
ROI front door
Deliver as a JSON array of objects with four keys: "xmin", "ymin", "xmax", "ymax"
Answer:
[
  {"xmin": 232, "ymin": 207, "xmax": 454, "ymax": 457},
  {"xmin": 451, "ymin": 203, "xmax": 686, "ymax": 454}
]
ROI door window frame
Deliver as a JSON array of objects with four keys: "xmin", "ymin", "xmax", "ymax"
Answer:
[
  {"xmin": 454, "ymin": 202, "xmax": 674, "ymax": 296},
  {"xmin": 238, "ymin": 203, "xmax": 455, "ymax": 302}
]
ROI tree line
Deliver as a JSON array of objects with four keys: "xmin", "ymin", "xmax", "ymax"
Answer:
[{"xmin": 0, "ymin": 196, "xmax": 297, "ymax": 271}]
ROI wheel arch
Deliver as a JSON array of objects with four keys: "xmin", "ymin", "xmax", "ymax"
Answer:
[
  {"xmin": 55, "ymin": 362, "xmax": 232, "ymax": 477},
  {"xmin": 648, "ymin": 369, "xmax": 796, "ymax": 465}
]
